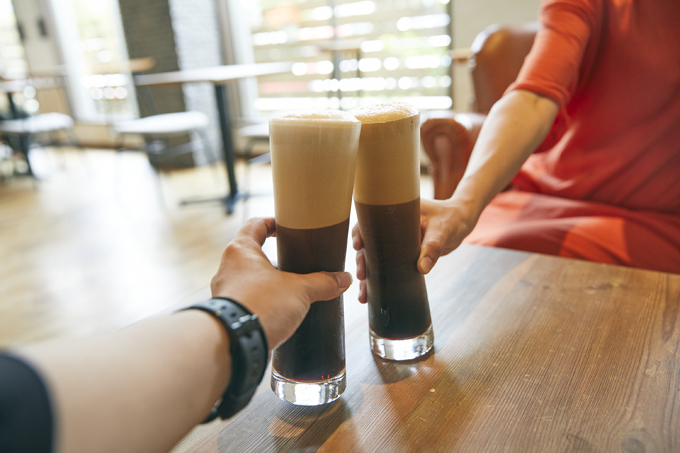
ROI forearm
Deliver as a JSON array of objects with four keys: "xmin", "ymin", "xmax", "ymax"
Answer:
[
  {"xmin": 451, "ymin": 89, "xmax": 558, "ymax": 221},
  {"xmin": 19, "ymin": 310, "xmax": 230, "ymax": 453},
  {"xmin": 4, "ymin": 217, "xmax": 349, "ymax": 451}
]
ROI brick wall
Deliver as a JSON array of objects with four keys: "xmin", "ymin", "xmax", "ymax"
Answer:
[
  {"xmin": 169, "ymin": 0, "xmax": 223, "ymax": 165},
  {"xmin": 118, "ymin": 0, "xmax": 186, "ymax": 116}
]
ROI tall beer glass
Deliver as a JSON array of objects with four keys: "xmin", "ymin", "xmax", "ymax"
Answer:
[
  {"xmin": 269, "ymin": 110, "xmax": 361, "ymax": 405},
  {"xmin": 351, "ymin": 102, "xmax": 434, "ymax": 361}
]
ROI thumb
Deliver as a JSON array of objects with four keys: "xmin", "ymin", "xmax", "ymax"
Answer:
[
  {"xmin": 418, "ymin": 230, "xmax": 445, "ymax": 275},
  {"xmin": 300, "ymin": 271, "xmax": 353, "ymax": 303}
]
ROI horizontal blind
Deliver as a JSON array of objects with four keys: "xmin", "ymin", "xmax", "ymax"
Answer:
[{"xmin": 247, "ymin": 0, "xmax": 452, "ymax": 114}]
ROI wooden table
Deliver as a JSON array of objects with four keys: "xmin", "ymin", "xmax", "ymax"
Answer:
[
  {"xmin": 135, "ymin": 62, "xmax": 293, "ymax": 214},
  {"xmin": 173, "ymin": 244, "xmax": 680, "ymax": 452}
]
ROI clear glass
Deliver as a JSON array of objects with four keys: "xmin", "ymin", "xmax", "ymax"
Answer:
[
  {"xmin": 353, "ymin": 104, "xmax": 434, "ymax": 361},
  {"xmin": 269, "ymin": 111, "xmax": 360, "ymax": 405},
  {"xmin": 271, "ymin": 370, "xmax": 346, "ymax": 406},
  {"xmin": 370, "ymin": 325, "xmax": 434, "ymax": 361}
]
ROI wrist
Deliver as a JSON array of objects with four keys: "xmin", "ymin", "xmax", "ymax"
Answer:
[
  {"xmin": 173, "ymin": 310, "xmax": 232, "ymax": 406},
  {"xmin": 181, "ymin": 298, "xmax": 269, "ymax": 422},
  {"xmin": 443, "ymin": 194, "xmax": 482, "ymax": 237}
]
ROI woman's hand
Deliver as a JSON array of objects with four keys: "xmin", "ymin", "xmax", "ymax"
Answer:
[
  {"xmin": 211, "ymin": 217, "xmax": 352, "ymax": 349},
  {"xmin": 352, "ymin": 198, "xmax": 476, "ymax": 303},
  {"xmin": 417, "ymin": 198, "xmax": 477, "ymax": 273}
]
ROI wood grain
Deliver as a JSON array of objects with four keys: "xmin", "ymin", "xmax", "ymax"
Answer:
[
  {"xmin": 174, "ymin": 245, "xmax": 680, "ymax": 452},
  {"xmin": 0, "ymin": 148, "xmax": 278, "ymax": 347}
]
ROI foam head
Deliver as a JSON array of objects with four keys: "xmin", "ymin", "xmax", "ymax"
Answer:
[
  {"xmin": 270, "ymin": 110, "xmax": 361, "ymax": 229},
  {"xmin": 277, "ymin": 110, "xmax": 358, "ymax": 121},
  {"xmin": 351, "ymin": 101, "xmax": 419, "ymax": 125},
  {"xmin": 350, "ymin": 102, "xmax": 420, "ymax": 206}
]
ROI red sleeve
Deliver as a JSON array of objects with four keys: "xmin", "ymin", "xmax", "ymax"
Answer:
[
  {"xmin": 507, "ymin": 0, "xmax": 599, "ymax": 108},
  {"xmin": 506, "ymin": 0, "xmax": 602, "ymax": 152}
]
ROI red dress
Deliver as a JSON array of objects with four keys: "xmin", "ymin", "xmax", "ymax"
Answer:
[{"xmin": 464, "ymin": 0, "xmax": 680, "ymax": 273}]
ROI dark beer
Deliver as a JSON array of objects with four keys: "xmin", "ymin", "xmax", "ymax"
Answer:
[
  {"xmin": 354, "ymin": 199, "xmax": 431, "ymax": 339},
  {"xmin": 269, "ymin": 110, "xmax": 360, "ymax": 404},
  {"xmin": 272, "ymin": 219, "xmax": 349, "ymax": 381},
  {"xmin": 351, "ymin": 102, "xmax": 433, "ymax": 358}
]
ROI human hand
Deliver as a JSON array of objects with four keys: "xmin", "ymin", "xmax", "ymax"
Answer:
[
  {"xmin": 211, "ymin": 217, "xmax": 352, "ymax": 349},
  {"xmin": 351, "ymin": 223, "xmax": 369, "ymax": 304},
  {"xmin": 352, "ymin": 198, "xmax": 475, "ymax": 303},
  {"xmin": 417, "ymin": 198, "xmax": 476, "ymax": 273}
]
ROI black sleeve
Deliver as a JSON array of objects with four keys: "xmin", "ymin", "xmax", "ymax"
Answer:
[{"xmin": 0, "ymin": 353, "xmax": 54, "ymax": 453}]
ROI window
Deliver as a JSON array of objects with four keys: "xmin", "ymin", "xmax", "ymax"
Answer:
[
  {"xmin": 49, "ymin": 0, "xmax": 137, "ymax": 122},
  {"xmin": 0, "ymin": 0, "xmax": 28, "ymax": 79},
  {"xmin": 246, "ymin": 0, "xmax": 453, "ymax": 114}
]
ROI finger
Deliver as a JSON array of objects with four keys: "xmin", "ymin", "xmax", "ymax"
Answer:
[
  {"xmin": 359, "ymin": 280, "xmax": 367, "ymax": 304},
  {"xmin": 418, "ymin": 229, "xmax": 446, "ymax": 274},
  {"xmin": 263, "ymin": 218, "xmax": 277, "ymax": 237},
  {"xmin": 234, "ymin": 217, "xmax": 271, "ymax": 248},
  {"xmin": 300, "ymin": 271, "xmax": 352, "ymax": 304},
  {"xmin": 351, "ymin": 224, "xmax": 363, "ymax": 251},
  {"xmin": 355, "ymin": 249, "xmax": 366, "ymax": 280}
]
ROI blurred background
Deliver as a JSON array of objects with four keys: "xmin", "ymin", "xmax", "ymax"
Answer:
[
  {"xmin": 1, "ymin": 0, "xmax": 540, "ymax": 150},
  {"xmin": 0, "ymin": 0, "xmax": 539, "ymax": 348}
]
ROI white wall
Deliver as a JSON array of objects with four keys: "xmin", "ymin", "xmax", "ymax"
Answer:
[{"xmin": 451, "ymin": 0, "xmax": 542, "ymax": 111}]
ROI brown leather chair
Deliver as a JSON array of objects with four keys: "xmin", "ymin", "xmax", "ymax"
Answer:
[{"xmin": 421, "ymin": 22, "xmax": 540, "ymax": 199}]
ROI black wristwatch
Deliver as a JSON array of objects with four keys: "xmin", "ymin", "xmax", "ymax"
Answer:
[{"xmin": 183, "ymin": 297, "xmax": 268, "ymax": 423}]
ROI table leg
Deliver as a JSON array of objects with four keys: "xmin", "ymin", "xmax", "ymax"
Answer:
[
  {"xmin": 5, "ymin": 92, "xmax": 35, "ymax": 177},
  {"xmin": 214, "ymin": 83, "xmax": 239, "ymax": 213},
  {"xmin": 178, "ymin": 83, "xmax": 243, "ymax": 214},
  {"xmin": 19, "ymin": 133, "xmax": 34, "ymax": 176},
  {"xmin": 7, "ymin": 92, "xmax": 18, "ymax": 118}
]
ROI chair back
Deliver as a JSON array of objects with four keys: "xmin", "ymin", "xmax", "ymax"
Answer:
[
  {"xmin": 469, "ymin": 22, "xmax": 539, "ymax": 113},
  {"xmin": 128, "ymin": 58, "xmax": 159, "ymax": 117}
]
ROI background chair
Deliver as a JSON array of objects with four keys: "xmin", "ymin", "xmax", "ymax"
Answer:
[
  {"xmin": 0, "ymin": 72, "xmax": 80, "ymax": 177},
  {"xmin": 110, "ymin": 58, "xmax": 218, "ymax": 172},
  {"xmin": 421, "ymin": 22, "xmax": 539, "ymax": 199}
]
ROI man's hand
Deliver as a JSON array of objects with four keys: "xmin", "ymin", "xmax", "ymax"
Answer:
[
  {"xmin": 352, "ymin": 198, "xmax": 475, "ymax": 303},
  {"xmin": 211, "ymin": 217, "xmax": 352, "ymax": 349}
]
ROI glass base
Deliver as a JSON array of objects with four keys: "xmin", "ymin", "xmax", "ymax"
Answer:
[
  {"xmin": 271, "ymin": 369, "xmax": 346, "ymax": 406},
  {"xmin": 370, "ymin": 324, "xmax": 434, "ymax": 361}
]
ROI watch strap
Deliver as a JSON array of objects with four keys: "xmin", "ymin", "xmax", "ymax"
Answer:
[{"xmin": 183, "ymin": 297, "xmax": 268, "ymax": 422}]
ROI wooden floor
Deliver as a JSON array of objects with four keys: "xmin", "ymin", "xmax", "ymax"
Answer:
[{"xmin": 0, "ymin": 147, "xmax": 433, "ymax": 348}]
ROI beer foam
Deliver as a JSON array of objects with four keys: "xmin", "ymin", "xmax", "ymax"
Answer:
[
  {"xmin": 352, "ymin": 102, "xmax": 421, "ymax": 206},
  {"xmin": 350, "ymin": 101, "xmax": 418, "ymax": 125},
  {"xmin": 278, "ymin": 110, "xmax": 359, "ymax": 122},
  {"xmin": 270, "ymin": 111, "xmax": 361, "ymax": 229}
]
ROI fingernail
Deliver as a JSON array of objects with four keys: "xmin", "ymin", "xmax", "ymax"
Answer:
[
  {"xmin": 335, "ymin": 272, "xmax": 352, "ymax": 288},
  {"xmin": 420, "ymin": 257, "xmax": 433, "ymax": 274}
]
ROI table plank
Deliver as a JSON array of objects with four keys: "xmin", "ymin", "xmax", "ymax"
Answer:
[
  {"xmin": 134, "ymin": 62, "xmax": 293, "ymax": 87},
  {"xmin": 174, "ymin": 244, "xmax": 680, "ymax": 452}
]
